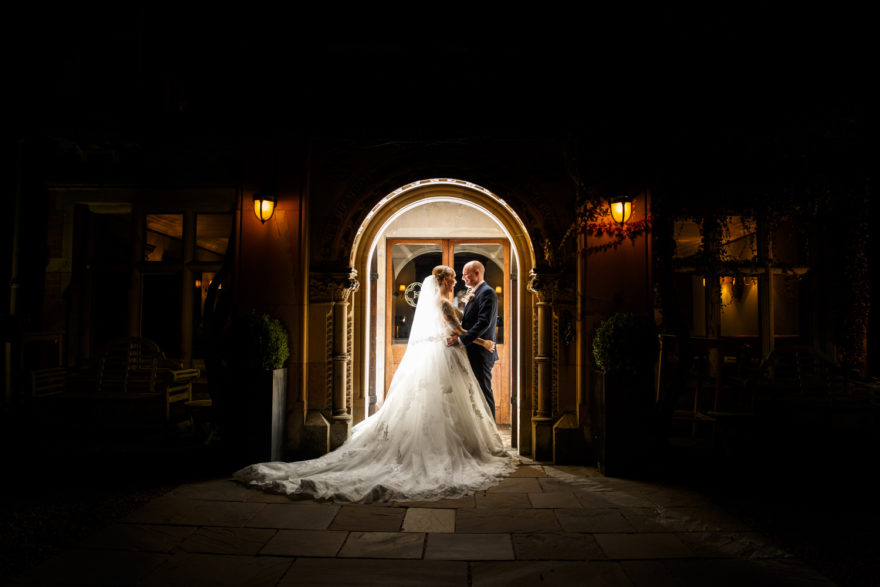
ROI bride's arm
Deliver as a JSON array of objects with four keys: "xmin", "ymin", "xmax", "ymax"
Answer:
[{"xmin": 441, "ymin": 300, "xmax": 465, "ymax": 334}]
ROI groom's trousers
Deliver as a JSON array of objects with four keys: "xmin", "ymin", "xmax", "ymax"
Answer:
[{"xmin": 467, "ymin": 347, "xmax": 496, "ymax": 421}]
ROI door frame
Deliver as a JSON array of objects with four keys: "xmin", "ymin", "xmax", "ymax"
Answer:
[
  {"xmin": 383, "ymin": 237, "xmax": 511, "ymax": 422},
  {"xmin": 348, "ymin": 180, "xmax": 537, "ymax": 454}
]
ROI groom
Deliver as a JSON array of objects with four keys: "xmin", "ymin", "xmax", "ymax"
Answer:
[{"xmin": 447, "ymin": 260, "xmax": 499, "ymax": 420}]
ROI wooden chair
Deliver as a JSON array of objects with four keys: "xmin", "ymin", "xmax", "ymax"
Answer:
[
  {"xmin": 90, "ymin": 337, "xmax": 199, "ymax": 422},
  {"xmin": 30, "ymin": 366, "xmax": 68, "ymax": 397}
]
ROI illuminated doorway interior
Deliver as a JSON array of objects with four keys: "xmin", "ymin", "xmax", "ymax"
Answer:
[
  {"xmin": 384, "ymin": 238, "xmax": 511, "ymax": 425},
  {"xmin": 366, "ymin": 200, "xmax": 516, "ymax": 428}
]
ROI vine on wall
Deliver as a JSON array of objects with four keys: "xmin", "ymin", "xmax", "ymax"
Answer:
[{"xmin": 566, "ymin": 199, "xmax": 654, "ymax": 256}]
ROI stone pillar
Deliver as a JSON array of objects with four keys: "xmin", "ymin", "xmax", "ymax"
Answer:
[
  {"xmin": 311, "ymin": 269, "xmax": 360, "ymax": 450},
  {"xmin": 128, "ymin": 205, "xmax": 144, "ymax": 338},
  {"xmin": 757, "ymin": 219, "xmax": 775, "ymax": 361},
  {"xmin": 527, "ymin": 269, "xmax": 562, "ymax": 461},
  {"xmin": 703, "ymin": 218, "xmax": 722, "ymax": 384},
  {"xmin": 181, "ymin": 210, "xmax": 196, "ymax": 367}
]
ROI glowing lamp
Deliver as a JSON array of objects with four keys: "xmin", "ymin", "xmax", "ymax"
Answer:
[
  {"xmin": 495, "ymin": 286, "xmax": 502, "ymax": 294},
  {"xmin": 399, "ymin": 284, "xmax": 406, "ymax": 292},
  {"xmin": 609, "ymin": 195, "xmax": 634, "ymax": 224},
  {"xmin": 252, "ymin": 192, "xmax": 278, "ymax": 223}
]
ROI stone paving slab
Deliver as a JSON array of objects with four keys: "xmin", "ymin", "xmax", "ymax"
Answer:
[
  {"xmin": 591, "ymin": 490, "xmax": 657, "ymax": 508},
  {"xmin": 14, "ymin": 548, "xmax": 169, "ymax": 586},
  {"xmin": 329, "ymin": 505, "xmax": 406, "ymax": 531},
  {"xmin": 573, "ymin": 489, "xmax": 618, "ymax": 508},
  {"xmin": 649, "ymin": 558, "xmax": 836, "ymax": 586},
  {"xmin": 244, "ymin": 502, "xmax": 339, "ymax": 529},
  {"xmin": 9, "ymin": 460, "xmax": 839, "ymax": 586},
  {"xmin": 169, "ymin": 478, "xmax": 253, "ymax": 501},
  {"xmin": 507, "ymin": 465, "xmax": 547, "ymax": 477},
  {"xmin": 638, "ymin": 487, "xmax": 713, "ymax": 508},
  {"xmin": 485, "ymin": 477, "xmax": 543, "ymax": 493},
  {"xmin": 511, "ymin": 532, "xmax": 606, "ymax": 560},
  {"xmin": 398, "ymin": 494, "xmax": 475, "ymax": 508},
  {"xmin": 471, "ymin": 560, "xmax": 632, "ymax": 586},
  {"xmin": 527, "ymin": 490, "xmax": 582, "ymax": 508},
  {"xmin": 278, "ymin": 558, "xmax": 468, "ymax": 586},
  {"xmin": 178, "ymin": 526, "xmax": 277, "ymax": 555},
  {"xmin": 138, "ymin": 552, "xmax": 292, "ymax": 587},
  {"xmin": 80, "ymin": 522, "xmax": 196, "ymax": 552},
  {"xmin": 619, "ymin": 505, "xmax": 749, "ymax": 533},
  {"xmin": 619, "ymin": 560, "xmax": 683, "ymax": 586},
  {"xmin": 555, "ymin": 508, "xmax": 635, "ymax": 533},
  {"xmin": 260, "ymin": 529, "xmax": 348, "ymax": 556},
  {"xmin": 594, "ymin": 532, "xmax": 694, "ymax": 559},
  {"xmin": 338, "ymin": 531, "xmax": 425, "ymax": 558},
  {"xmin": 123, "ymin": 495, "xmax": 266, "ymax": 527},
  {"xmin": 668, "ymin": 506, "xmax": 751, "ymax": 532},
  {"xmin": 474, "ymin": 491, "xmax": 531, "ymax": 508},
  {"xmin": 424, "ymin": 533, "xmax": 514, "ymax": 560},
  {"xmin": 544, "ymin": 465, "xmax": 599, "ymax": 477},
  {"xmin": 537, "ymin": 477, "xmax": 597, "ymax": 492},
  {"xmin": 245, "ymin": 490, "xmax": 311, "ymax": 503},
  {"xmin": 455, "ymin": 508, "xmax": 560, "ymax": 533},
  {"xmin": 673, "ymin": 531, "xmax": 790, "ymax": 559},
  {"xmin": 402, "ymin": 507, "xmax": 455, "ymax": 532}
]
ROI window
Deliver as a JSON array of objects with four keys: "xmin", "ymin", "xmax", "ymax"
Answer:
[{"xmin": 145, "ymin": 214, "xmax": 183, "ymax": 262}]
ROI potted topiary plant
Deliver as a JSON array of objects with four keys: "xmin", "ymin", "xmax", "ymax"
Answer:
[
  {"xmin": 223, "ymin": 312, "xmax": 291, "ymax": 465},
  {"xmin": 591, "ymin": 312, "xmax": 660, "ymax": 477}
]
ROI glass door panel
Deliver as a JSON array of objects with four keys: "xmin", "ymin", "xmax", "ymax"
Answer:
[
  {"xmin": 452, "ymin": 243, "xmax": 505, "ymax": 343},
  {"xmin": 389, "ymin": 243, "xmax": 443, "ymax": 343},
  {"xmin": 385, "ymin": 241, "xmax": 442, "ymax": 394},
  {"xmin": 452, "ymin": 241, "xmax": 510, "ymax": 425}
]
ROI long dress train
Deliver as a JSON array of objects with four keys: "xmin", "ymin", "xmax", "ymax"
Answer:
[{"xmin": 233, "ymin": 275, "xmax": 516, "ymax": 503}]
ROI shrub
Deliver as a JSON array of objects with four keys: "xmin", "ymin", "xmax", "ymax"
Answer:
[
  {"xmin": 226, "ymin": 312, "xmax": 291, "ymax": 370},
  {"xmin": 592, "ymin": 312, "xmax": 659, "ymax": 374}
]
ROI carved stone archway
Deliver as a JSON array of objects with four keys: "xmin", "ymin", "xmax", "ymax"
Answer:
[{"xmin": 349, "ymin": 179, "xmax": 539, "ymax": 454}]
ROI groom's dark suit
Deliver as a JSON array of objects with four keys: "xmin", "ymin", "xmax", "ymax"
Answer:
[{"xmin": 459, "ymin": 281, "xmax": 499, "ymax": 420}]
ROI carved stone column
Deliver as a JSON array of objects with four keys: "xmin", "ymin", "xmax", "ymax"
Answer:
[
  {"xmin": 309, "ymin": 269, "xmax": 360, "ymax": 451},
  {"xmin": 527, "ymin": 269, "xmax": 563, "ymax": 461}
]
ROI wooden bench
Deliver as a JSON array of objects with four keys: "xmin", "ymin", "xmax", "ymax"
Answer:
[{"xmin": 30, "ymin": 337, "xmax": 200, "ymax": 424}]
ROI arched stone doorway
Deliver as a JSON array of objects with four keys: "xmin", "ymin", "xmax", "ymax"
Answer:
[{"xmin": 349, "ymin": 179, "xmax": 536, "ymax": 452}]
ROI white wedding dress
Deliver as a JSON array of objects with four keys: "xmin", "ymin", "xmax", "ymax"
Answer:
[{"xmin": 234, "ymin": 275, "xmax": 516, "ymax": 503}]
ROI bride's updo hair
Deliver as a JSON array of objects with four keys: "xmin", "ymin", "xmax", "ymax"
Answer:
[{"xmin": 432, "ymin": 265, "xmax": 454, "ymax": 284}]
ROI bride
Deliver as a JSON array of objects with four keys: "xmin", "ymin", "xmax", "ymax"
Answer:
[{"xmin": 234, "ymin": 265, "xmax": 516, "ymax": 503}]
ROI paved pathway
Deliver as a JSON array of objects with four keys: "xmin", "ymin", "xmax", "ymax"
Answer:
[{"xmin": 9, "ymin": 456, "xmax": 834, "ymax": 586}]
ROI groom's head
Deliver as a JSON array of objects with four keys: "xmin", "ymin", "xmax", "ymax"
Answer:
[{"xmin": 462, "ymin": 261, "xmax": 485, "ymax": 288}]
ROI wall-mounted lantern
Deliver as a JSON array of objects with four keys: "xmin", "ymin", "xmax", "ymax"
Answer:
[
  {"xmin": 609, "ymin": 195, "xmax": 634, "ymax": 224},
  {"xmin": 253, "ymin": 191, "xmax": 278, "ymax": 224},
  {"xmin": 495, "ymin": 285, "xmax": 503, "ymax": 294}
]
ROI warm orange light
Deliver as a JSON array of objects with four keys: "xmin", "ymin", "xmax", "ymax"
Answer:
[
  {"xmin": 194, "ymin": 279, "xmax": 202, "ymax": 288},
  {"xmin": 609, "ymin": 196, "xmax": 633, "ymax": 224},
  {"xmin": 252, "ymin": 192, "xmax": 278, "ymax": 223},
  {"xmin": 495, "ymin": 286, "xmax": 502, "ymax": 294},
  {"xmin": 399, "ymin": 284, "xmax": 406, "ymax": 292}
]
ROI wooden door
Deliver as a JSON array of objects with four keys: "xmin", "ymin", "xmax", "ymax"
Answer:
[{"xmin": 385, "ymin": 238, "xmax": 510, "ymax": 425}]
